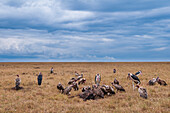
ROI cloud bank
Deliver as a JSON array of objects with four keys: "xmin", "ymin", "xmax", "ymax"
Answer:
[{"xmin": 0, "ymin": 0, "xmax": 170, "ymax": 61}]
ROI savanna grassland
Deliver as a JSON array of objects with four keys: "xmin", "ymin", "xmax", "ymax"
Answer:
[{"xmin": 0, "ymin": 62, "xmax": 169, "ymax": 113}]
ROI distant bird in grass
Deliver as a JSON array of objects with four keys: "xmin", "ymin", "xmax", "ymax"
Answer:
[
  {"xmin": 37, "ymin": 72, "xmax": 43, "ymax": 85},
  {"xmin": 95, "ymin": 73, "xmax": 101, "ymax": 86},
  {"xmin": 57, "ymin": 83, "xmax": 65, "ymax": 93},
  {"xmin": 135, "ymin": 85, "xmax": 148, "ymax": 99},
  {"xmin": 68, "ymin": 79, "xmax": 77, "ymax": 85},
  {"xmin": 102, "ymin": 85, "xmax": 115, "ymax": 95},
  {"xmin": 156, "ymin": 77, "xmax": 167, "ymax": 86},
  {"xmin": 72, "ymin": 82, "xmax": 79, "ymax": 91},
  {"xmin": 75, "ymin": 71, "xmax": 80, "ymax": 76},
  {"xmin": 50, "ymin": 67, "xmax": 53, "ymax": 74},
  {"xmin": 63, "ymin": 85, "xmax": 73, "ymax": 95},
  {"xmin": 15, "ymin": 75, "xmax": 21, "ymax": 90},
  {"xmin": 111, "ymin": 83, "xmax": 125, "ymax": 92},
  {"xmin": 82, "ymin": 86, "xmax": 91, "ymax": 92},
  {"xmin": 78, "ymin": 78, "xmax": 86, "ymax": 85},
  {"xmin": 114, "ymin": 78, "xmax": 119, "ymax": 85},
  {"xmin": 77, "ymin": 73, "xmax": 83, "ymax": 81},
  {"xmin": 147, "ymin": 78, "xmax": 157, "ymax": 85},
  {"xmin": 127, "ymin": 73, "xmax": 141, "ymax": 90},
  {"xmin": 135, "ymin": 70, "xmax": 142, "ymax": 76},
  {"xmin": 113, "ymin": 69, "xmax": 116, "ymax": 73}
]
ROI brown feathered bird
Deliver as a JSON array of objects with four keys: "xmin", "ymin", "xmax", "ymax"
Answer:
[
  {"xmin": 57, "ymin": 83, "xmax": 65, "ymax": 93},
  {"xmin": 111, "ymin": 83, "xmax": 125, "ymax": 92},
  {"xmin": 68, "ymin": 79, "xmax": 77, "ymax": 85},
  {"xmin": 136, "ymin": 85, "xmax": 148, "ymax": 99},
  {"xmin": 114, "ymin": 78, "xmax": 119, "ymax": 85},
  {"xmin": 82, "ymin": 86, "xmax": 91, "ymax": 92},
  {"xmin": 63, "ymin": 85, "xmax": 73, "ymax": 95},
  {"xmin": 147, "ymin": 78, "xmax": 157, "ymax": 85},
  {"xmin": 77, "ymin": 74, "xmax": 83, "ymax": 80},
  {"xmin": 72, "ymin": 82, "xmax": 79, "ymax": 91},
  {"xmin": 156, "ymin": 77, "xmax": 167, "ymax": 86},
  {"xmin": 78, "ymin": 78, "xmax": 86, "ymax": 85},
  {"xmin": 102, "ymin": 85, "xmax": 115, "ymax": 95}
]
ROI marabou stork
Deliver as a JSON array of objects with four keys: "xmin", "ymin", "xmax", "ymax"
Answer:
[
  {"xmin": 95, "ymin": 73, "xmax": 101, "ymax": 86},
  {"xmin": 127, "ymin": 73, "xmax": 141, "ymax": 90},
  {"xmin": 135, "ymin": 70, "xmax": 142, "ymax": 76},
  {"xmin": 15, "ymin": 75, "xmax": 21, "ymax": 90}
]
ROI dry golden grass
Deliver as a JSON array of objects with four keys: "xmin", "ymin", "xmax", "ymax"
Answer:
[{"xmin": 0, "ymin": 62, "xmax": 169, "ymax": 113}]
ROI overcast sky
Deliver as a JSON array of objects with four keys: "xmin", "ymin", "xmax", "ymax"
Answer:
[{"xmin": 0, "ymin": 0, "xmax": 170, "ymax": 62}]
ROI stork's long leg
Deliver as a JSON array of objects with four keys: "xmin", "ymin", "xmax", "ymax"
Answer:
[{"xmin": 132, "ymin": 81, "xmax": 134, "ymax": 90}]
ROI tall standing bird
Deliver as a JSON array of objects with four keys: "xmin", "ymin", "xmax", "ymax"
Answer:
[
  {"xmin": 15, "ymin": 75, "xmax": 21, "ymax": 90},
  {"xmin": 50, "ymin": 67, "xmax": 53, "ymax": 74},
  {"xmin": 135, "ymin": 85, "xmax": 148, "ymax": 99},
  {"xmin": 95, "ymin": 73, "xmax": 101, "ymax": 86},
  {"xmin": 135, "ymin": 70, "xmax": 142, "ymax": 76},
  {"xmin": 37, "ymin": 72, "xmax": 43, "ymax": 85},
  {"xmin": 127, "ymin": 73, "xmax": 141, "ymax": 90}
]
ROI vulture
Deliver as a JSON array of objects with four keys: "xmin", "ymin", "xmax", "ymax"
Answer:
[
  {"xmin": 92, "ymin": 86, "xmax": 104, "ymax": 99},
  {"xmin": 70, "ymin": 77, "xmax": 77, "ymax": 81},
  {"xmin": 15, "ymin": 75, "xmax": 21, "ymax": 90},
  {"xmin": 72, "ymin": 82, "xmax": 79, "ymax": 91},
  {"xmin": 37, "ymin": 72, "xmax": 43, "ymax": 85},
  {"xmin": 147, "ymin": 78, "xmax": 157, "ymax": 85},
  {"xmin": 79, "ymin": 89, "xmax": 95, "ymax": 101},
  {"xmin": 114, "ymin": 78, "xmax": 119, "ymax": 85},
  {"xmin": 63, "ymin": 85, "xmax": 73, "ymax": 95},
  {"xmin": 113, "ymin": 69, "xmax": 116, "ymax": 73},
  {"xmin": 92, "ymin": 84, "xmax": 98, "ymax": 89},
  {"xmin": 75, "ymin": 71, "xmax": 80, "ymax": 76},
  {"xmin": 68, "ymin": 79, "xmax": 77, "ymax": 85},
  {"xmin": 102, "ymin": 85, "xmax": 115, "ymax": 95},
  {"xmin": 57, "ymin": 83, "xmax": 65, "ymax": 93},
  {"xmin": 82, "ymin": 86, "xmax": 91, "ymax": 92},
  {"xmin": 136, "ymin": 85, "xmax": 148, "ymax": 99},
  {"xmin": 156, "ymin": 77, "xmax": 167, "ymax": 86},
  {"xmin": 77, "ymin": 74, "xmax": 83, "ymax": 81},
  {"xmin": 127, "ymin": 73, "xmax": 141, "ymax": 90},
  {"xmin": 135, "ymin": 70, "xmax": 142, "ymax": 76},
  {"xmin": 78, "ymin": 78, "xmax": 86, "ymax": 85},
  {"xmin": 111, "ymin": 83, "xmax": 125, "ymax": 92}
]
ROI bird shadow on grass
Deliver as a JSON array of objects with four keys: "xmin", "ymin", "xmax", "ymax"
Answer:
[{"xmin": 3, "ymin": 87, "xmax": 31, "ymax": 92}]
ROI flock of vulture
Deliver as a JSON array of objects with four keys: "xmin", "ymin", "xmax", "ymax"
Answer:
[
  {"xmin": 14, "ymin": 68, "xmax": 167, "ymax": 101},
  {"xmin": 57, "ymin": 70, "xmax": 167, "ymax": 101}
]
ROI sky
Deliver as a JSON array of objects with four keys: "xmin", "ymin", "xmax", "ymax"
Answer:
[{"xmin": 0, "ymin": 0, "xmax": 170, "ymax": 62}]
